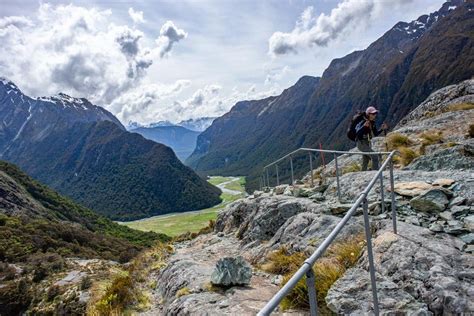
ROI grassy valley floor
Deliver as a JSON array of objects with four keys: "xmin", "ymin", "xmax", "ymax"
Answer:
[{"xmin": 119, "ymin": 176, "xmax": 246, "ymax": 236}]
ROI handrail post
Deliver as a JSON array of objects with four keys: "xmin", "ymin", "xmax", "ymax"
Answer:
[
  {"xmin": 276, "ymin": 164, "xmax": 279, "ymax": 186},
  {"xmin": 306, "ymin": 269, "xmax": 318, "ymax": 316},
  {"xmin": 290, "ymin": 156, "xmax": 294, "ymax": 185},
  {"xmin": 334, "ymin": 153, "xmax": 341, "ymax": 202},
  {"xmin": 259, "ymin": 177, "xmax": 262, "ymax": 191},
  {"xmin": 266, "ymin": 168, "xmax": 270, "ymax": 188},
  {"xmin": 389, "ymin": 156, "xmax": 397, "ymax": 234},
  {"xmin": 379, "ymin": 170, "xmax": 385, "ymax": 214},
  {"xmin": 362, "ymin": 198, "xmax": 380, "ymax": 316},
  {"xmin": 309, "ymin": 152, "xmax": 314, "ymax": 187}
]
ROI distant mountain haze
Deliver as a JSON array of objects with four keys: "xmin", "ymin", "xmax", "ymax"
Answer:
[
  {"xmin": 131, "ymin": 125, "xmax": 200, "ymax": 161},
  {"xmin": 0, "ymin": 78, "xmax": 221, "ymax": 220},
  {"xmin": 187, "ymin": 0, "xmax": 474, "ymax": 191}
]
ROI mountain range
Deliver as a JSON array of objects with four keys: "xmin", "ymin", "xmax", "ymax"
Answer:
[
  {"xmin": 127, "ymin": 117, "xmax": 215, "ymax": 132},
  {"xmin": 131, "ymin": 125, "xmax": 200, "ymax": 161},
  {"xmin": 0, "ymin": 79, "xmax": 221, "ymax": 220},
  {"xmin": 187, "ymin": 0, "xmax": 474, "ymax": 191}
]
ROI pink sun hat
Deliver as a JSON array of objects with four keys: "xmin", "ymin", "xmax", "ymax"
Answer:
[{"xmin": 366, "ymin": 106, "xmax": 379, "ymax": 115}]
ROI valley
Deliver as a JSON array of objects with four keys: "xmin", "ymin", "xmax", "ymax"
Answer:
[{"xmin": 120, "ymin": 176, "xmax": 246, "ymax": 236}]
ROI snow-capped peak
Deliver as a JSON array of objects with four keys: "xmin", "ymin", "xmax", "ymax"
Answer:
[
  {"xmin": 38, "ymin": 92, "xmax": 94, "ymax": 110},
  {"xmin": 392, "ymin": 0, "xmax": 463, "ymax": 40},
  {"xmin": 0, "ymin": 77, "xmax": 22, "ymax": 93}
]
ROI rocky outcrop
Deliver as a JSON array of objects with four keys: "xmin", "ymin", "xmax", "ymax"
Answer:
[
  {"xmin": 327, "ymin": 221, "xmax": 473, "ymax": 315},
  {"xmin": 396, "ymin": 79, "xmax": 474, "ymax": 128}
]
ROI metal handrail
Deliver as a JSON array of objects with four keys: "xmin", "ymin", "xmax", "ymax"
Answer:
[
  {"xmin": 263, "ymin": 147, "xmax": 392, "ymax": 170},
  {"xmin": 261, "ymin": 147, "xmax": 392, "ymax": 200},
  {"xmin": 257, "ymin": 150, "xmax": 398, "ymax": 316}
]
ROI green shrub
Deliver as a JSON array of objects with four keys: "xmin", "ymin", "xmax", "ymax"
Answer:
[
  {"xmin": 46, "ymin": 285, "xmax": 62, "ymax": 301},
  {"xmin": 80, "ymin": 276, "xmax": 93, "ymax": 290}
]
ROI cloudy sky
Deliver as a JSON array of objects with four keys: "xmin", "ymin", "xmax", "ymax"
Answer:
[{"xmin": 0, "ymin": 0, "xmax": 444, "ymax": 125}]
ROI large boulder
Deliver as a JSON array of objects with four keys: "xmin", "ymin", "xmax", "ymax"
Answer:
[
  {"xmin": 410, "ymin": 189, "xmax": 449, "ymax": 213},
  {"xmin": 210, "ymin": 256, "xmax": 252, "ymax": 286}
]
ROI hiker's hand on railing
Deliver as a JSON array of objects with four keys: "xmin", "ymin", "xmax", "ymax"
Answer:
[{"xmin": 381, "ymin": 123, "xmax": 388, "ymax": 130}]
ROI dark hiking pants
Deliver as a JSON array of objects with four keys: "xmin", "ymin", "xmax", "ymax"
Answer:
[{"xmin": 356, "ymin": 139, "xmax": 379, "ymax": 171}]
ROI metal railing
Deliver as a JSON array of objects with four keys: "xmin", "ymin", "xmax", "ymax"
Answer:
[{"xmin": 257, "ymin": 149, "xmax": 398, "ymax": 316}]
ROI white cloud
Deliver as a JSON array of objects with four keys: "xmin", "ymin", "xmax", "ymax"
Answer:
[
  {"xmin": 156, "ymin": 21, "xmax": 188, "ymax": 58},
  {"xmin": 128, "ymin": 7, "xmax": 145, "ymax": 24},
  {"xmin": 265, "ymin": 65, "xmax": 291, "ymax": 85},
  {"xmin": 0, "ymin": 16, "xmax": 33, "ymax": 30},
  {"xmin": 0, "ymin": 3, "xmax": 186, "ymax": 108},
  {"xmin": 269, "ymin": 0, "xmax": 414, "ymax": 56},
  {"xmin": 111, "ymin": 80, "xmax": 191, "ymax": 124}
]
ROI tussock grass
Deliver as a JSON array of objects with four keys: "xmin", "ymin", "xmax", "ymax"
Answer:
[
  {"xmin": 419, "ymin": 130, "xmax": 443, "ymax": 154},
  {"xmin": 341, "ymin": 162, "xmax": 362, "ymax": 175},
  {"xmin": 386, "ymin": 133, "xmax": 412, "ymax": 150},
  {"xmin": 88, "ymin": 242, "xmax": 173, "ymax": 315},
  {"xmin": 393, "ymin": 146, "xmax": 419, "ymax": 166},
  {"xmin": 262, "ymin": 234, "xmax": 365, "ymax": 313},
  {"xmin": 420, "ymin": 131, "xmax": 443, "ymax": 146},
  {"xmin": 176, "ymin": 287, "xmax": 191, "ymax": 298},
  {"xmin": 445, "ymin": 102, "xmax": 474, "ymax": 112},
  {"xmin": 260, "ymin": 247, "xmax": 307, "ymax": 275}
]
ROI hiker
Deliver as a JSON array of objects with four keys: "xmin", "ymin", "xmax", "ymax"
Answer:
[{"xmin": 353, "ymin": 106, "xmax": 388, "ymax": 171}]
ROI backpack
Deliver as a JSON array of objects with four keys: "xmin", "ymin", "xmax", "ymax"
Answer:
[{"xmin": 346, "ymin": 111, "xmax": 365, "ymax": 141}]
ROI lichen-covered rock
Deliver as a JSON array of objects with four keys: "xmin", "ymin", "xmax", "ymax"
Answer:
[
  {"xmin": 215, "ymin": 195, "xmax": 325, "ymax": 246},
  {"xmin": 409, "ymin": 189, "xmax": 449, "ymax": 213},
  {"xmin": 328, "ymin": 221, "xmax": 473, "ymax": 315},
  {"xmin": 264, "ymin": 212, "xmax": 364, "ymax": 254},
  {"xmin": 210, "ymin": 256, "xmax": 252, "ymax": 286},
  {"xmin": 406, "ymin": 141, "xmax": 474, "ymax": 171},
  {"xmin": 326, "ymin": 268, "xmax": 430, "ymax": 315}
]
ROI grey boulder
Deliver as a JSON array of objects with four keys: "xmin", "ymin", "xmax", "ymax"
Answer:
[
  {"xmin": 410, "ymin": 189, "xmax": 449, "ymax": 213},
  {"xmin": 210, "ymin": 256, "xmax": 252, "ymax": 286}
]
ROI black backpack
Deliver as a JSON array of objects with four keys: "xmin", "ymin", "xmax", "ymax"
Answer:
[{"xmin": 346, "ymin": 111, "xmax": 365, "ymax": 141}]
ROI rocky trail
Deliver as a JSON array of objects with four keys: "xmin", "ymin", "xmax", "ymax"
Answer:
[{"xmin": 140, "ymin": 233, "xmax": 302, "ymax": 315}]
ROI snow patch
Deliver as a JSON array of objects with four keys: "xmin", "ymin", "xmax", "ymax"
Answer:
[
  {"xmin": 12, "ymin": 105, "xmax": 33, "ymax": 141},
  {"xmin": 258, "ymin": 98, "xmax": 278, "ymax": 117}
]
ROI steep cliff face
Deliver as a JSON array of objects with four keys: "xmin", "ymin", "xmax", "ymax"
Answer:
[
  {"xmin": 148, "ymin": 81, "xmax": 473, "ymax": 315},
  {"xmin": 189, "ymin": 0, "xmax": 474, "ymax": 191},
  {"xmin": 0, "ymin": 79, "xmax": 222, "ymax": 220},
  {"xmin": 187, "ymin": 76, "xmax": 320, "ymax": 173}
]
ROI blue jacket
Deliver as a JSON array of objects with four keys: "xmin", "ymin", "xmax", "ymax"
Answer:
[{"xmin": 355, "ymin": 115, "xmax": 382, "ymax": 140}]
